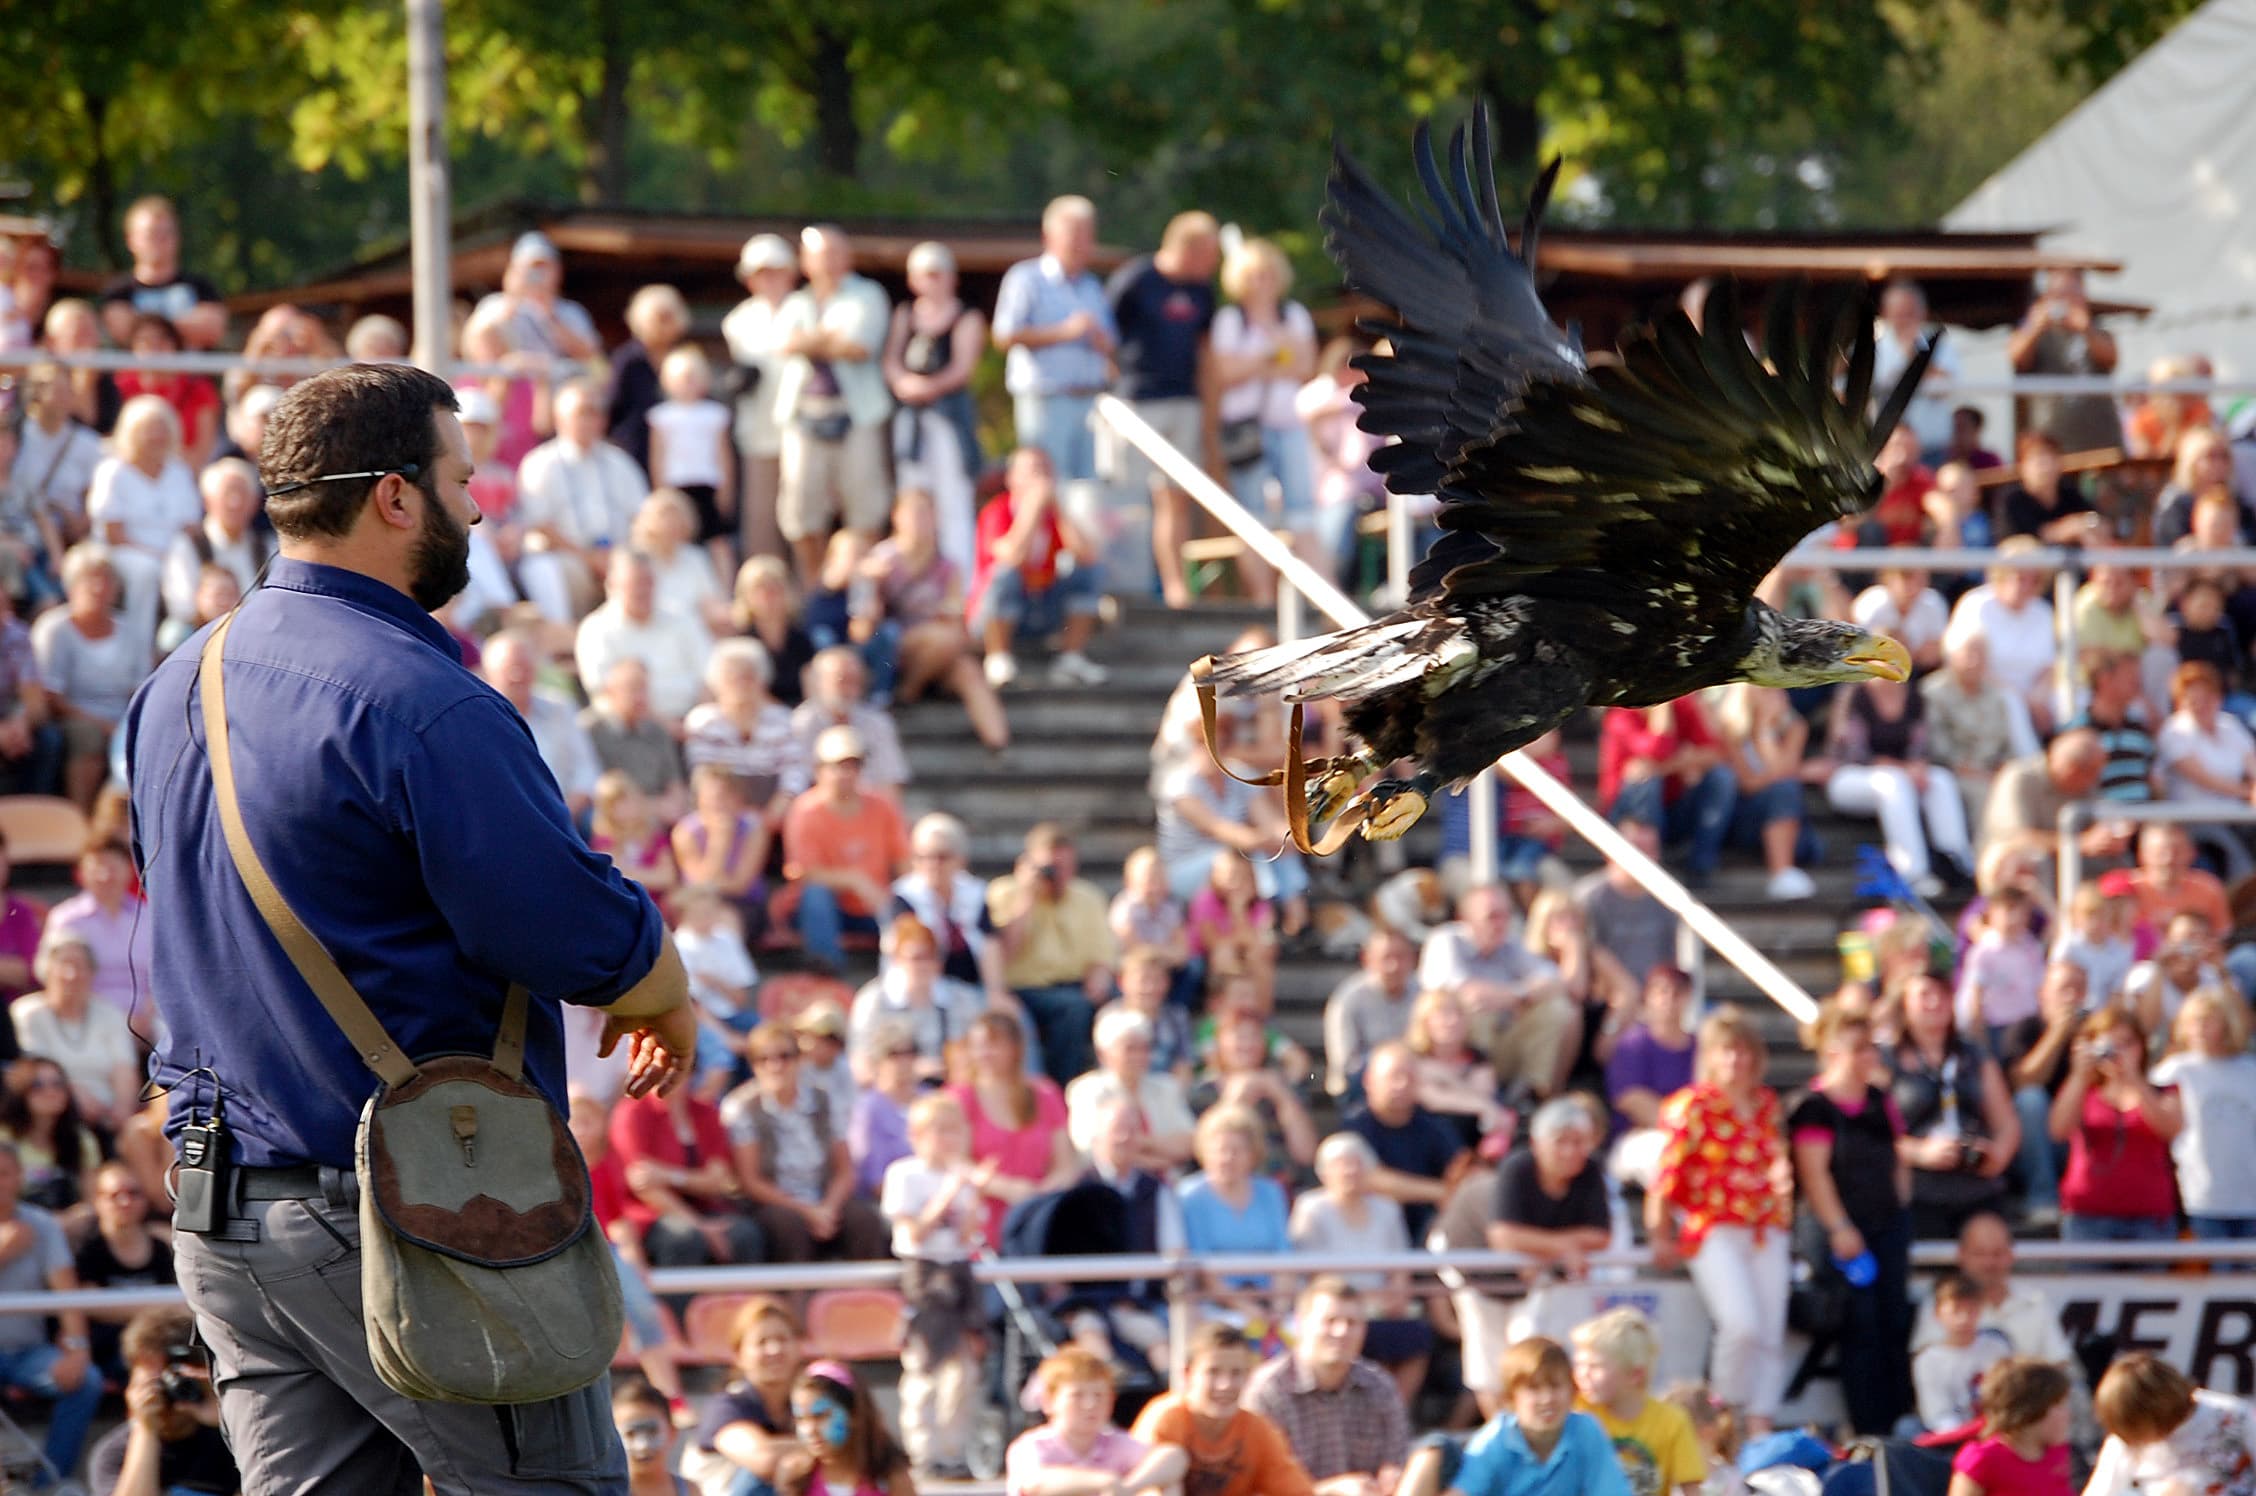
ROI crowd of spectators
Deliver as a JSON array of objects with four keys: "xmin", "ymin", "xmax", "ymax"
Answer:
[{"xmin": 6, "ymin": 195, "xmax": 2256, "ymax": 1495}]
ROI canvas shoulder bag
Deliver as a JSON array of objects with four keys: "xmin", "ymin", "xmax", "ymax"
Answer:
[{"xmin": 198, "ymin": 612, "xmax": 622, "ymax": 1405}]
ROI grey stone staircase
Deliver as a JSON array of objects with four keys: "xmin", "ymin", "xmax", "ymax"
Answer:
[{"xmin": 891, "ymin": 599, "xmax": 1922, "ymax": 1090}]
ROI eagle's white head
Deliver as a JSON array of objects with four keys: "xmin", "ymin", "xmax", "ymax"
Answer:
[{"xmin": 1735, "ymin": 606, "xmax": 1911, "ymax": 689}]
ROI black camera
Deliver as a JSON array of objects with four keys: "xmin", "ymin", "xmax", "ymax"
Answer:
[
  {"xmin": 1035, "ymin": 863, "xmax": 1062, "ymax": 888},
  {"xmin": 1958, "ymin": 1142, "xmax": 1987, "ymax": 1172},
  {"xmin": 157, "ymin": 1337, "xmax": 205, "ymax": 1406}
]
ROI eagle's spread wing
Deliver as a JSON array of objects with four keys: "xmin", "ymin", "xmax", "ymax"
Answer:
[{"xmin": 1330, "ymin": 107, "xmax": 1934, "ymax": 643}]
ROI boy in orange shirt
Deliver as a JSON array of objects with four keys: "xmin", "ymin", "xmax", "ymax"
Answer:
[{"xmin": 1132, "ymin": 1323, "xmax": 1315, "ymax": 1496}]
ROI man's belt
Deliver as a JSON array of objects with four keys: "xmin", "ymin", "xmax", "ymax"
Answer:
[{"xmin": 237, "ymin": 1164, "xmax": 358, "ymax": 1205}]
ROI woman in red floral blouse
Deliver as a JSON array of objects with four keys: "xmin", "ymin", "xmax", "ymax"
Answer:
[{"xmin": 1647, "ymin": 1007, "xmax": 1795, "ymax": 1429}]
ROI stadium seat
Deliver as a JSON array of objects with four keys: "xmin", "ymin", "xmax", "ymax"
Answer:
[
  {"xmin": 681, "ymin": 1292, "xmax": 752, "ymax": 1367},
  {"xmin": 802, "ymin": 1287, "xmax": 907, "ymax": 1361},
  {"xmin": 757, "ymin": 972, "xmax": 854, "ymax": 1026},
  {"xmin": 0, "ymin": 796, "xmax": 89, "ymax": 867}
]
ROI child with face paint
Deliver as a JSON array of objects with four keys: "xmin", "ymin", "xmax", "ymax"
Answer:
[{"xmin": 788, "ymin": 1362, "xmax": 914, "ymax": 1496}]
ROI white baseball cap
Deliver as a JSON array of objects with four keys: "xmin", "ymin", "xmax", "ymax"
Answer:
[{"xmin": 736, "ymin": 233, "xmax": 797, "ymax": 277}]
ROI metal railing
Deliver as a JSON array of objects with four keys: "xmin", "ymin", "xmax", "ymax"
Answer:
[
  {"xmin": 11, "ymin": 1236, "xmax": 2254, "ymax": 1320},
  {"xmin": 1096, "ymin": 394, "xmax": 1825, "ymax": 1024},
  {"xmin": 0, "ymin": 349, "xmax": 532, "ymax": 383}
]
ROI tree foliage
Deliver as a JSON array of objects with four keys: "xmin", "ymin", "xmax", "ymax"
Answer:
[{"xmin": 0, "ymin": 0, "xmax": 2205, "ymax": 291}]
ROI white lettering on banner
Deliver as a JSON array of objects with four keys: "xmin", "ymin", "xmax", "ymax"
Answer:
[{"xmin": 1775, "ymin": 1275, "xmax": 2256, "ymax": 1426}]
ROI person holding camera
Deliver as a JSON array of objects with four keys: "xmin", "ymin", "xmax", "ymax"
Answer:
[
  {"xmin": 2006, "ymin": 267, "xmax": 2120, "ymax": 456},
  {"xmin": 2049, "ymin": 1005, "xmax": 2183, "ymax": 1245},
  {"xmin": 89, "ymin": 1305, "xmax": 238, "ymax": 1496},
  {"xmin": 1888, "ymin": 971, "xmax": 2020, "ymax": 1239},
  {"xmin": 986, "ymin": 822, "xmax": 1118, "ymax": 1086}
]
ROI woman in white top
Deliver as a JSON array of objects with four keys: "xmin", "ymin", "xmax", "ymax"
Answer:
[
  {"xmin": 2087, "ymin": 1353, "xmax": 2256, "ymax": 1496},
  {"xmin": 1211, "ymin": 238, "xmax": 1321, "ymax": 584},
  {"xmin": 647, "ymin": 345, "xmax": 737, "ymax": 572},
  {"xmin": 85, "ymin": 394, "xmax": 199, "ymax": 648},
  {"xmin": 10, "ymin": 930, "xmax": 138, "ymax": 1131},
  {"xmin": 31, "ymin": 545, "xmax": 151, "ymax": 809},
  {"xmin": 1943, "ymin": 539, "xmax": 2059, "ymax": 739},
  {"xmin": 629, "ymin": 488, "xmax": 730, "ymax": 635},
  {"xmin": 2154, "ymin": 660, "xmax": 2256, "ymax": 880}
]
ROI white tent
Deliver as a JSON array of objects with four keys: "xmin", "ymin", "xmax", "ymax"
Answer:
[{"xmin": 1944, "ymin": 0, "xmax": 2256, "ymax": 391}]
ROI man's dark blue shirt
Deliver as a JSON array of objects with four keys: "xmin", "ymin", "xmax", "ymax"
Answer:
[
  {"xmin": 1106, "ymin": 254, "xmax": 1214, "ymax": 402},
  {"xmin": 124, "ymin": 559, "xmax": 666, "ymax": 1168}
]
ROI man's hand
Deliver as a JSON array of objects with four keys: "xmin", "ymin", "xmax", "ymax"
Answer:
[
  {"xmin": 801, "ymin": 1201, "xmax": 840, "ymax": 1241},
  {"xmin": 124, "ymin": 1364, "xmax": 168, "ymax": 1435},
  {"xmin": 600, "ymin": 1002, "xmax": 698, "ymax": 1098},
  {"xmin": 51, "ymin": 1342, "xmax": 90, "ymax": 1393},
  {"xmin": 0, "ymin": 718, "xmax": 31, "ymax": 760}
]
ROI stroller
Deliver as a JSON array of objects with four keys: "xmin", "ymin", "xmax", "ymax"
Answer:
[{"xmin": 990, "ymin": 1181, "xmax": 1168, "ymax": 1435}]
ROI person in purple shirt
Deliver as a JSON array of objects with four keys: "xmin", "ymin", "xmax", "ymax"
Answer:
[
  {"xmin": 43, "ymin": 838, "xmax": 150, "ymax": 1033},
  {"xmin": 849, "ymin": 1018, "xmax": 919, "ymax": 1196},
  {"xmin": 1602, "ymin": 965, "xmax": 1696, "ymax": 1189}
]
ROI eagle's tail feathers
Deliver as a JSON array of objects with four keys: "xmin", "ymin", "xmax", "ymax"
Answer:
[{"xmin": 1205, "ymin": 618, "xmax": 1438, "ymax": 704}]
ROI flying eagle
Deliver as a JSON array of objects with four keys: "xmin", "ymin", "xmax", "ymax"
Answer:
[{"xmin": 1197, "ymin": 109, "xmax": 1928, "ymax": 844}]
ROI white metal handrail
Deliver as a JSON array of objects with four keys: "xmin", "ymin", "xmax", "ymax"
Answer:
[
  {"xmin": 0, "ymin": 349, "xmax": 530, "ymax": 382},
  {"xmin": 5, "ymin": 1236, "xmax": 2252, "ymax": 1319},
  {"xmin": 1096, "ymin": 394, "xmax": 1822, "ymax": 1024}
]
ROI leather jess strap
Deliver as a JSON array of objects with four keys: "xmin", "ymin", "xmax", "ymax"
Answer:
[
  {"xmin": 198, "ymin": 612, "xmax": 528, "ymax": 1089},
  {"xmin": 1187, "ymin": 654, "xmax": 1370, "ymax": 856}
]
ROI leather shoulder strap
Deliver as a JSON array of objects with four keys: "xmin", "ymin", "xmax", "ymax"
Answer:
[{"xmin": 198, "ymin": 612, "xmax": 531, "ymax": 1086}]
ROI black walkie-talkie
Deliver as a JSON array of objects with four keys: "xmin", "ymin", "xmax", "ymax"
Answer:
[{"xmin": 173, "ymin": 1073, "xmax": 231, "ymax": 1237}]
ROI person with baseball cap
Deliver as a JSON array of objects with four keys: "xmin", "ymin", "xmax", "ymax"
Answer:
[{"xmin": 722, "ymin": 233, "xmax": 804, "ymax": 564}]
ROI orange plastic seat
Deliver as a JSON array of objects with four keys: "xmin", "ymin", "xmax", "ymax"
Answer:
[
  {"xmin": 802, "ymin": 1287, "xmax": 906, "ymax": 1362},
  {"xmin": 0, "ymin": 796, "xmax": 90, "ymax": 867}
]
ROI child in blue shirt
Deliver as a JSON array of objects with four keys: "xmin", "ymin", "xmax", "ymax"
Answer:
[{"xmin": 1398, "ymin": 1338, "xmax": 1632, "ymax": 1496}]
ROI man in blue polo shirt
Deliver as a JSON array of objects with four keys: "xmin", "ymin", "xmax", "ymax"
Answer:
[
  {"xmin": 124, "ymin": 363, "xmax": 696, "ymax": 1493},
  {"xmin": 994, "ymin": 195, "xmax": 1118, "ymax": 484}
]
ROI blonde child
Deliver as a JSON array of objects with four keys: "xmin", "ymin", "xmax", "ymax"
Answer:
[
  {"xmin": 1405, "ymin": 988, "xmax": 1511, "ymax": 1153},
  {"xmin": 647, "ymin": 344, "xmax": 737, "ymax": 572},
  {"xmin": 879, "ymin": 1093, "xmax": 990, "ymax": 1480},
  {"xmin": 1915, "ymin": 1273, "xmax": 2012, "ymax": 1434},
  {"xmin": 1110, "ymin": 845, "xmax": 1193, "ymax": 986},
  {"xmin": 591, "ymin": 769, "xmax": 680, "ymax": 899},
  {"xmin": 1187, "ymin": 851, "xmax": 1275, "ymax": 999},
  {"xmin": 2088, "ymin": 1352, "xmax": 2256, "ymax": 1496},
  {"xmin": 2050, "ymin": 881, "xmax": 2133, "ymax": 1009},
  {"xmin": 1111, "ymin": 944, "xmax": 1194, "ymax": 1082},
  {"xmin": 1659, "ymin": 1384, "xmax": 1743, "ymax": 1496},
  {"xmin": 1130, "ymin": 1323, "xmax": 1313, "ymax": 1496},
  {"xmin": 1948, "ymin": 1357, "xmax": 2074, "ymax": 1496},
  {"xmin": 671, "ymin": 763, "xmax": 770, "ymax": 935},
  {"xmin": 1571, "ymin": 1308, "xmax": 1708, "ymax": 1496},
  {"xmin": 1397, "ymin": 1338, "xmax": 1628, "ymax": 1496},
  {"xmin": 1004, "ymin": 1347, "xmax": 1188, "ymax": 1496},
  {"xmin": 1957, "ymin": 888, "xmax": 2046, "ymax": 1045},
  {"xmin": 2150, "ymin": 988, "xmax": 2256, "ymax": 1243},
  {"xmin": 673, "ymin": 882, "xmax": 760, "ymax": 1090}
]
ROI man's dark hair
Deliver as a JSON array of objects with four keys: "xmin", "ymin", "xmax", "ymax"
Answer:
[
  {"xmin": 611, "ymin": 1375, "xmax": 668, "ymax": 1415},
  {"xmin": 120, "ymin": 1305, "xmax": 197, "ymax": 1367},
  {"xmin": 260, "ymin": 364, "xmax": 458, "ymax": 541}
]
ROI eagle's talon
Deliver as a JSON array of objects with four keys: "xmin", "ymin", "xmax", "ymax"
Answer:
[
  {"xmin": 1356, "ymin": 775, "xmax": 1435, "ymax": 842},
  {"xmin": 1307, "ymin": 767, "xmax": 1362, "ymax": 825}
]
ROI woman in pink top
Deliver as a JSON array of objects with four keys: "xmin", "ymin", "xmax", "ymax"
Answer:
[{"xmin": 949, "ymin": 1011, "xmax": 1078, "ymax": 1246}]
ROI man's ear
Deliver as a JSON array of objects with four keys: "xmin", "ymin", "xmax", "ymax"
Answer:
[{"xmin": 370, "ymin": 472, "xmax": 418, "ymax": 533}]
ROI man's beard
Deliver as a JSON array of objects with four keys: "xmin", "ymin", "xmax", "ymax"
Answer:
[{"xmin": 407, "ymin": 484, "xmax": 472, "ymax": 612}]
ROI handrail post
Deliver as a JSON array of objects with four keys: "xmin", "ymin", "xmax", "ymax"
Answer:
[
  {"xmin": 1278, "ymin": 578, "xmax": 1304, "ymax": 645},
  {"xmin": 2058, "ymin": 801, "xmax": 2088, "ymax": 917},
  {"xmin": 1466, "ymin": 772, "xmax": 1499, "ymax": 886},
  {"xmin": 2054, "ymin": 560, "xmax": 2080, "ymax": 728}
]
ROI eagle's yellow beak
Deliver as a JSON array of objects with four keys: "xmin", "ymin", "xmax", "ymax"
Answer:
[{"xmin": 1846, "ymin": 633, "xmax": 1912, "ymax": 684}]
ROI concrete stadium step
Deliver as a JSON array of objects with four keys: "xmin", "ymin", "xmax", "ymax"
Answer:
[{"xmin": 905, "ymin": 739, "xmax": 1162, "ymax": 783}]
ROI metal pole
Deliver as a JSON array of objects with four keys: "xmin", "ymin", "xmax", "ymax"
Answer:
[
  {"xmin": 2053, "ymin": 564, "xmax": 2079, "ymax": 727},
  {"xmin": 1277, "ymin": 578, "xmax": 1304, "ymax": 645},
  {"xmin": 1466, "ymin": 772, "xmax": 1499, "ymax": 885},
  {"xmin": 405, "ymin": 0, "xmax": 452, "ymax": 375}
]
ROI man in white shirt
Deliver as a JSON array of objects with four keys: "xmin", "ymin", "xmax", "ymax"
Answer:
[
  {"xmin": 161, "ymin": 458, "xmax": 273, "ymax": 634},
  {"xmin": 774, "ymin": 225, "xmax": 893, "ymax": 579},
  {"xmin": 1418, "ymin": 885, "xmax": 1579, "ymax": 1099},
  {"xmin": 574, "ymin": 549, "xmax": 713, "ymax": 726},
  {"xmin": 721, "ymin": 233, "xmax": 800, "ymax": 563},
  {"xmin": 515, "ymin": 380, "xmax": 648, "ymax": 621},
  {"xmin": 1872, "ymin": 278, "xmax": 1961, "ymax": 459},
  {"xmin": 469, "ymin": 232, "xmax": 603, "ymax": 370},
  {"xmin": 481, "ymin": 627, "xmax": 601, "ymax": 822}
]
